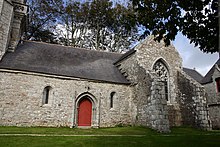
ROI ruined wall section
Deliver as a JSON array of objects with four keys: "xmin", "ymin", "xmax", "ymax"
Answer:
[
  {"xmin": 177, "ymin": 70, "xmax": 211, "ymax": 130},
  {"xmin": 146, "ymin": 72, "xmax": 170, "ymax": 132},
  {"xmin": 116, "ymin": 40, "xmax": 171, "ymax": 132},
  {"xmin": 135, "ymin": 36, "xmax": 182, "ymax": 105},
  {"xmin": 135, "ymin": 37, "xmax": 183, "ymax": 130}
]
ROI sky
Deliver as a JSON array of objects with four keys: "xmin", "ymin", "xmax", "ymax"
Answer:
[{"xmin": 173, "ymin": 33, "xmax": 219, "ymax": 76}]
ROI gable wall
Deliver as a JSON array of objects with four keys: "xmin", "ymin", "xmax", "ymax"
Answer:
[
  {"xmin": 204, "ymin": 68, "xmax": 220, "ymax": 129},
  {"xmin": 116, "ymin": 37, "xmax": 211, "ymax": 132},
  {"xmin": 134, "ymin": 38, "xmax": 194, "ymax": 129},
  {"xmin": 0, "ymin": 70, "xmax": 132, "ymax": 127},
  {"xmin": 135, "ymin": 37, "xmax": 182, "ymax": 104},
  {"xmin": 204, "ymin": 68, "xmax": 220, "ymax": 104},
  {"xmin": 116, "ymin": 37, "xmax": 183, "ymax": 132}
]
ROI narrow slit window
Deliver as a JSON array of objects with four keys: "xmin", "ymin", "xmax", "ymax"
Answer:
[
  {"xmin": 43, "ymin": 86, "xmax": 51, "ymax": 105},
  {"xmin": 110, "ymin": 92, "xmax": 116, "ymax": 108}
]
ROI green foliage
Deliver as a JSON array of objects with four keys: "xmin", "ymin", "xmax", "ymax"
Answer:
[
  {"xmin": 132, "ymin": 0, "xmax": 218, "ymax": 53},
  {"xmin": 26, "ymin": 0, "xmax": 62, "ymax": 43}
]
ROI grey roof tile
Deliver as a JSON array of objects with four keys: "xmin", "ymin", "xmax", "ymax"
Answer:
[
  {"xmin": 114, "ymin": 48, "xmax": 136, "ymax": 64},
  {"xmin": 183, "ymin": 67, "xmax": 204, "ymax": 83},
  {"xmin": 0, "ymin": 41, "xmax": 130, "ymax": 84},
  {"xmin": 201, "ymin": 59, "xmax": 220, "ymax": 84}
]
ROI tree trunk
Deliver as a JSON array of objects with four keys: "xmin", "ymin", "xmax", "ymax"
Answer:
[{"xmin": 95, "ymin": 25, "xmax": 100, "ymax": 50}]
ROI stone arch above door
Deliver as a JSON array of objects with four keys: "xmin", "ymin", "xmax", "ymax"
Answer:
[{"xmin": 75, "ymin": 92, "xmax": 98, "ymax": 128}]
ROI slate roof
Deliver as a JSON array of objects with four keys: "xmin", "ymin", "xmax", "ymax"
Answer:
[
  {"xmin": 201, "ymin": 59, "xmax": 220, "ymax": 84},
  {"xmin": 114, "ymin": 48, "xmax": 136, "ymax": 64},
  {"xmin": 183, "ymin": 67, "xmax": 204, "ymax": 83},
  {"xmin": 0, "ymin": 41, "xmax": 130, "ymax": 84}
]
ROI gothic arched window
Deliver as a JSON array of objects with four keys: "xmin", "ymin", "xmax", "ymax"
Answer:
[{"xmin": 153, "ymin": 60, "xmax": 169, "ymax": 101}]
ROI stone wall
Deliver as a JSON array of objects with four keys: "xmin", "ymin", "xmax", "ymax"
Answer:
[
  {"xmin": 204, "ymin": 67, "xmax": 220, "ymax": 129},
  {"xmin": 135, "ymin": 36, "xmax": 182, "ymax": 105},
  {"xmin": 0, "ymin": 0, "xmax": 4, "ymax": 13},
  {"xmin": 167, "ymin": 104, "xmax": 182, "ymax": 127},
  {"xmin": 204, "ymin": 83, "xmax": 219, "ymax": 104},
  {"xmin": 0, "ymin": 0, "xmax": 13, "ymax": 60},
  {"xmin": 117, "ymin": 54, "xmax": 170, "ymax": 132},
  {"xmin": 116, "ymin": 37, "xmax": 211, "ymax": 132},
  {"xmin": 145, "ymin": 73, "xmax": 170, "ymax": 132},
  {"xmin": 133, "ymin": 38, "xmax": 183, "ymax": 129},
  {"xmin": 0, "ymin": 70, "xmax": 132, "ymax": 127},
  {"xmin": 208, "ymin": 105, "xmax": 220, "ymax": 129},
  {"xmin": 177, "ymin": 70, "xmax": 211, "ymax": 130},
  {"xmin": 116, "ymin": 53, "xmax": 140, "ymax": 125},
  {"xmin": 116, "ymin": 54, "xmax": 154, "ymax": 126}
]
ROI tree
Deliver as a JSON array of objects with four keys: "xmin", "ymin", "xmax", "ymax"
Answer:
[
  {"xmin": 26, "ymin": 0, "xmax": 139, "ymax": 52},
  {"xmin": 110, "ymin": 3, "xmax": 138, "ymax": 52},
  {"xmin": 85, "ymin": 0, "xmax": 139, "ymax": 52},
  {"xmin": 26, "ymin": 0, "xmax": 63, "ymax": 43},
  {"xmin": 132, "ymin": 0, "xmax": 218, "ymax": 53},
  {"xmin": 54, "ymin": 0, "xmax": 139, "ymax": 52}
]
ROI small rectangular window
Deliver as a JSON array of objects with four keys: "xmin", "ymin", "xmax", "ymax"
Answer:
[{"xmin": 110, "ymin": 92, "xmax": 116, "ymax": 108}]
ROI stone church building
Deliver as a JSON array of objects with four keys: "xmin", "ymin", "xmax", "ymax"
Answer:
[{"xmin": 0, "ymin": 0, "xmax": 216, "ymax": 132}]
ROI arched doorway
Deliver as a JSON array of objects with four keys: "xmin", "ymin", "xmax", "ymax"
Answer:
[{"xmin": 77, "ymin": 97, "xmax": 92, "ymax": 126}]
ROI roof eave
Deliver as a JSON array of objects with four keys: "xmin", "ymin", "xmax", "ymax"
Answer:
[{"xmin": 0, "ymin": 67, "xmax": 131, "ymax": 85}]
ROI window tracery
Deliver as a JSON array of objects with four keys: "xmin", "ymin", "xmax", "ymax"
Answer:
[{"xmin": 153, "ymin": 60, "xmax": 169, "ymax": 101}]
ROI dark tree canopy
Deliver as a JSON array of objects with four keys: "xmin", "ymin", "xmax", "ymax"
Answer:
[
  {"xmin": 132, "ymin": 0, "xmax": 218, "ymax": 53},
  {"xmin": 26, "ymin": 0, "xmax": 62, "ymax": 43}
]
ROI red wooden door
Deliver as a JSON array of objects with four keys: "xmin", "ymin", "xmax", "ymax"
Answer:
[{"xmin": 78, "ymin": 98, "xmax": 92, "ymax": 126}]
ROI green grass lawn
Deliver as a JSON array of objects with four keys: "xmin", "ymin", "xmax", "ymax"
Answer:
[{"xmin": 0, "ymin": 126, "xmax": 219, "ymax": 147}]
